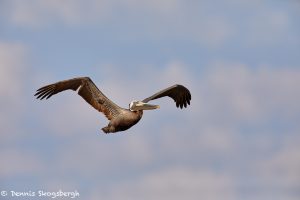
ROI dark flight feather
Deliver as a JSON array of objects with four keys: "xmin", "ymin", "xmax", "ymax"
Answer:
[{"xmin": 142, "ymin": 84, "xmax": 191, "ymax": 109}]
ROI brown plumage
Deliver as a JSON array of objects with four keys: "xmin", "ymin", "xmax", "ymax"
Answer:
[{"xmin": 35, "ymin": 77, "xmax": 191, "ymax": 133}]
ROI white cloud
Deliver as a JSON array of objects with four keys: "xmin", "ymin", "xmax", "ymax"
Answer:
[
  {"xmin": 0, "ymin": 41, "xmax": 29, "ymax": 139},
  {"xmin": 4, "ymin": 0, "xmax": 180, "ymax": 27},
  {"xmin": 3, "ymin": 0, "xmax": 299, "ymax": 48},
  {"xmin": 6, "ymin": 0, "xmax": 99, "ymax": 27},
  {"xmin": 0, "ymin": 149, "xmax": 43, "ymax": 178},
  {"xmin": 90, "ymin": 167, "xmax": 236, "ymax": 200},
  {"xmin": 0, "ymin": 41, "xmax": 27, "ymax": 102},
  {"xmin": 124, "ymin": 0, "xmax": 180, "ymax": 14},
  {"xmin": 54, "ymin": 133, "xmax": 154, "ymax": 179},
  {"xmin": 246, "ymin": 9, "xmax": 291, "ymax": 46},
  {"xmin": 258, "ymin": 134, "xmax": 300, "ymax": 188},
  {"xmin": 160, "ymin": 61, "xmax": 192, "ymax": 86},
  {"xmin": 2, "ymin": 0, "xmax": 234, "ymax": 47},
  {"xmin": 35, "ymin": 94, "xmax": 101, "ymax": 136},
  {"xmin": 198, "ymin": 62, "xmax": 300, "ymax": 125}
]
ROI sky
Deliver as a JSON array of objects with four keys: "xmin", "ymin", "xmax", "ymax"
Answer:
[{"xmin": 0, "ymin": 0, "xmax": 300, "ymax": 199}]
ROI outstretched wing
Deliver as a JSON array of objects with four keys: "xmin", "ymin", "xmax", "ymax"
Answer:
[
  {"xmin": 35, "ymin": 77, "xmax": 122, "ymax": 120},
  {"xmin": 142, "ymin": 84, "xmax": 191, "ymax": 109}
]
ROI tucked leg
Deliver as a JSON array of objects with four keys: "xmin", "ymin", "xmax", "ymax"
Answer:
[{"xmin": 101, "ymin": 125, "xmax": 116, "ymax": 134}]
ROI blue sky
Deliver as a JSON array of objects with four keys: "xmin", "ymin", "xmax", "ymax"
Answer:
[{"xmin": 0, "ymin": 0, "xmax": 300, "ymax": 199}]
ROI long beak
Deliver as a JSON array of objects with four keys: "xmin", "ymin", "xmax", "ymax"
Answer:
[{"xmin": 135, "ymin": 102, "xmax": 160, "ymax": 110}]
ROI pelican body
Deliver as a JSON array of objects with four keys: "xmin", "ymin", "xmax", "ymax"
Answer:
[
  {"xmin": 103, "ymin": 109, "xmax": 143, "ymax": 133},
  {"xmin": 35, "ymin": 77, "xmax": 191, "ymax": 133}
]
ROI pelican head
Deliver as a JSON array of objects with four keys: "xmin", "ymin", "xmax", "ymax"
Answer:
[{"xmin": 129, "ymin": 100, "xmax": 160, "ymax": 111}]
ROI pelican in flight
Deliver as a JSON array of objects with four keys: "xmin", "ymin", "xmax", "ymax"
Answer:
[{"xmin": 35, "ymin": 77, "xmax": 191, "ymax": 133}]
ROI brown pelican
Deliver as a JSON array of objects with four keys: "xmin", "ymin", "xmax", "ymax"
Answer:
[{"xmin": 35, "ymin": 77, "xmax": 191, "ymax": 133}]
